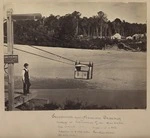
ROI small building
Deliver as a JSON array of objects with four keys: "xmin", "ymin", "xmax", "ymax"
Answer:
[
  {"xmin": 132, "ymin": 34, "xmax": 145, "ymax": 40},
  {"xmin": 111, "ymin": 33, "xmax": 121, "ymax": 40},
  {"xmin": 126, "ymin": 36, "xmax": 133, "ymax": 40},
  {"xmin": 132, "ymin": 34, "xmax": 139, "ymax": 40}
]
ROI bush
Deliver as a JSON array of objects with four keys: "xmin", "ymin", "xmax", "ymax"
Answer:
[
  {"xmin": 43, "ymin": 102, "xmax": 60, "ymax": 110},
  {"xmin": 64, "ymin": 99, "xmax": 83, "ymax": 110},
  {"xmin": 16, "ymin": 99, "xmax": 115, "ymax": 110},
  {"xmin": 118, "ymin": 39, "xmax": 147, "ymax": 51}
]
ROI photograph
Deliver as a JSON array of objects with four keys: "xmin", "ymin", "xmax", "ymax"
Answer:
[{"xmin": 3, "ymin": 1, "xmax": 147, "ymax": 111}]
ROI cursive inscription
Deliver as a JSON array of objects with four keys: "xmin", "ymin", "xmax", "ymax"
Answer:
[{"xmin": 51, "ymin": 113, "xmax": 124, "ymax": 137}]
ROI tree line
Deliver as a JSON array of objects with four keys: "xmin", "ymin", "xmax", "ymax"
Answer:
[{"xmin": 4, "ymin": 11, "xmax": 146, "ymax": 49}]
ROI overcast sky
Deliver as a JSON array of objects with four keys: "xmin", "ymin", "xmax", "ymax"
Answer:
[{"xmin": 3, "ymin": 1, "xmax": 146, "ymax": 23}]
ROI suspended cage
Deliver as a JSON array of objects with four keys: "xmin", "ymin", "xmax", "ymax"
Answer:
[{"xmin": 74, "ymin": 61, "xmax": 93, "ymax": 80}]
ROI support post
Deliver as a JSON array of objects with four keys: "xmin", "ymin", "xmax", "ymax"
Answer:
[{"xmin": 7, "ymin": 9, "xmax": 14, "ymax": 111}]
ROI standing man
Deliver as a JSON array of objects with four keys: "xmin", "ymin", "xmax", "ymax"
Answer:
[{"xmin": 22, "ymin": 63, "xmax": 31, "ymax": 95}]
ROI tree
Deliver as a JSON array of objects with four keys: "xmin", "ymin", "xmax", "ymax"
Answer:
[
  {"xmin": 71, "ymin": 11, "xmax": 81, "ymax": 36},
  {"xmin": 97, "ymin": 11, "xmax": 108, "ymax": 37},
  {"xmin": 58, "ymin": 14, "xmax": 76, "ymax": 43},
  {"xmin": 80, "ymin": 17, "xmax": 88, "ymax": 36},
  {"xmin": 7, "ymin": 10, "xmax": 146, "ymax": 49},
  {"xmin": 113, "ymin": 18, "xmax": 122, "ymax": 35},
  {"xmin": 44, "ymin": 14, "xmax": 59, "ymax": 36}
]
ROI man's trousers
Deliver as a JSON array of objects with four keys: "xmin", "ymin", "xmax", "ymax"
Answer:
[{"xmin": 23, "ymin": 80, "xmax": 31, "ymax": 95}]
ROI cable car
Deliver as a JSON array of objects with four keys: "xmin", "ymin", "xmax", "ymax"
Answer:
[{"xmin": 74, "ymin": 61, "xmax": 93, "ymax": 80}]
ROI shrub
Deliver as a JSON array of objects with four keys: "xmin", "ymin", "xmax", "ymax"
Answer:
[
  {"xmin": 64, "ymin": 99, "xmax": 83, "ymax": 110},
  {"xmin": 43, "ymin": 102, "xmax": 60, "ymax": 110}
]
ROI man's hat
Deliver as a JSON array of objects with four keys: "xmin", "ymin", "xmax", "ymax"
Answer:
[{"xmin": 24, "ymin": 63, "xmax": 29, "ymax": 67}]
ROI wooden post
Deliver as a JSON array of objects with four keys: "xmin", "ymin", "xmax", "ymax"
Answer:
[
  {"xmin": 7, "ymin": 9, "xmax": 14, "ymax": 111},
  {"xmin": 5, "ymin": 11, "xmax": 41, "ymax": 110}
]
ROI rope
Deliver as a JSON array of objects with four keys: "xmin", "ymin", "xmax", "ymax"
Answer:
[
  {"xmin": 4, "ymin": 45, "xmax": 74, "ymax": 66},
  {"xmin": 28, "ymin": 45, "xmax": 75, "ymax": 62}
]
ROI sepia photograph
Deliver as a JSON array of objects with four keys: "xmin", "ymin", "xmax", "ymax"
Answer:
[{"xmin": 3, "ymin": 1, "xmax": 147, "ymax": 111}]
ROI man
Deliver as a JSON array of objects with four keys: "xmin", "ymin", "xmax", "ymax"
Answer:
[{"xmin": 22, "ymin": 63, "xmax": 31, "ymax": 95}]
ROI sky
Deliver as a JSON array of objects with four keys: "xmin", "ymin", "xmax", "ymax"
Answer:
[{"xmin": 3, "ymin": 1, "xmax": 147, "ymax": 23}]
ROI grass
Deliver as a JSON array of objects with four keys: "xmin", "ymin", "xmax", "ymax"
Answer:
[{"xmin": 17, "ymin": 99, "xmax": 113, "ymax": 110}]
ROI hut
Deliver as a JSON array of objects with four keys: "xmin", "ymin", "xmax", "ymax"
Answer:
[
  {"xmin": 126, "ymin": 36, "xmax": 133, "ymax": 40},
  {"xmin": 111, "ymin": 33, "xmax": 121, "ymax": 40}
]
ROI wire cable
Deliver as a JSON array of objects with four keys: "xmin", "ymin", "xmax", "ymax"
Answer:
[
  {"xmin": 4, "ymin": 45, "xmax": 74, "ymax": 66},
  {"xmin": 28, "ymin": 45, "xmax": 76, "ymax": 62}
]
